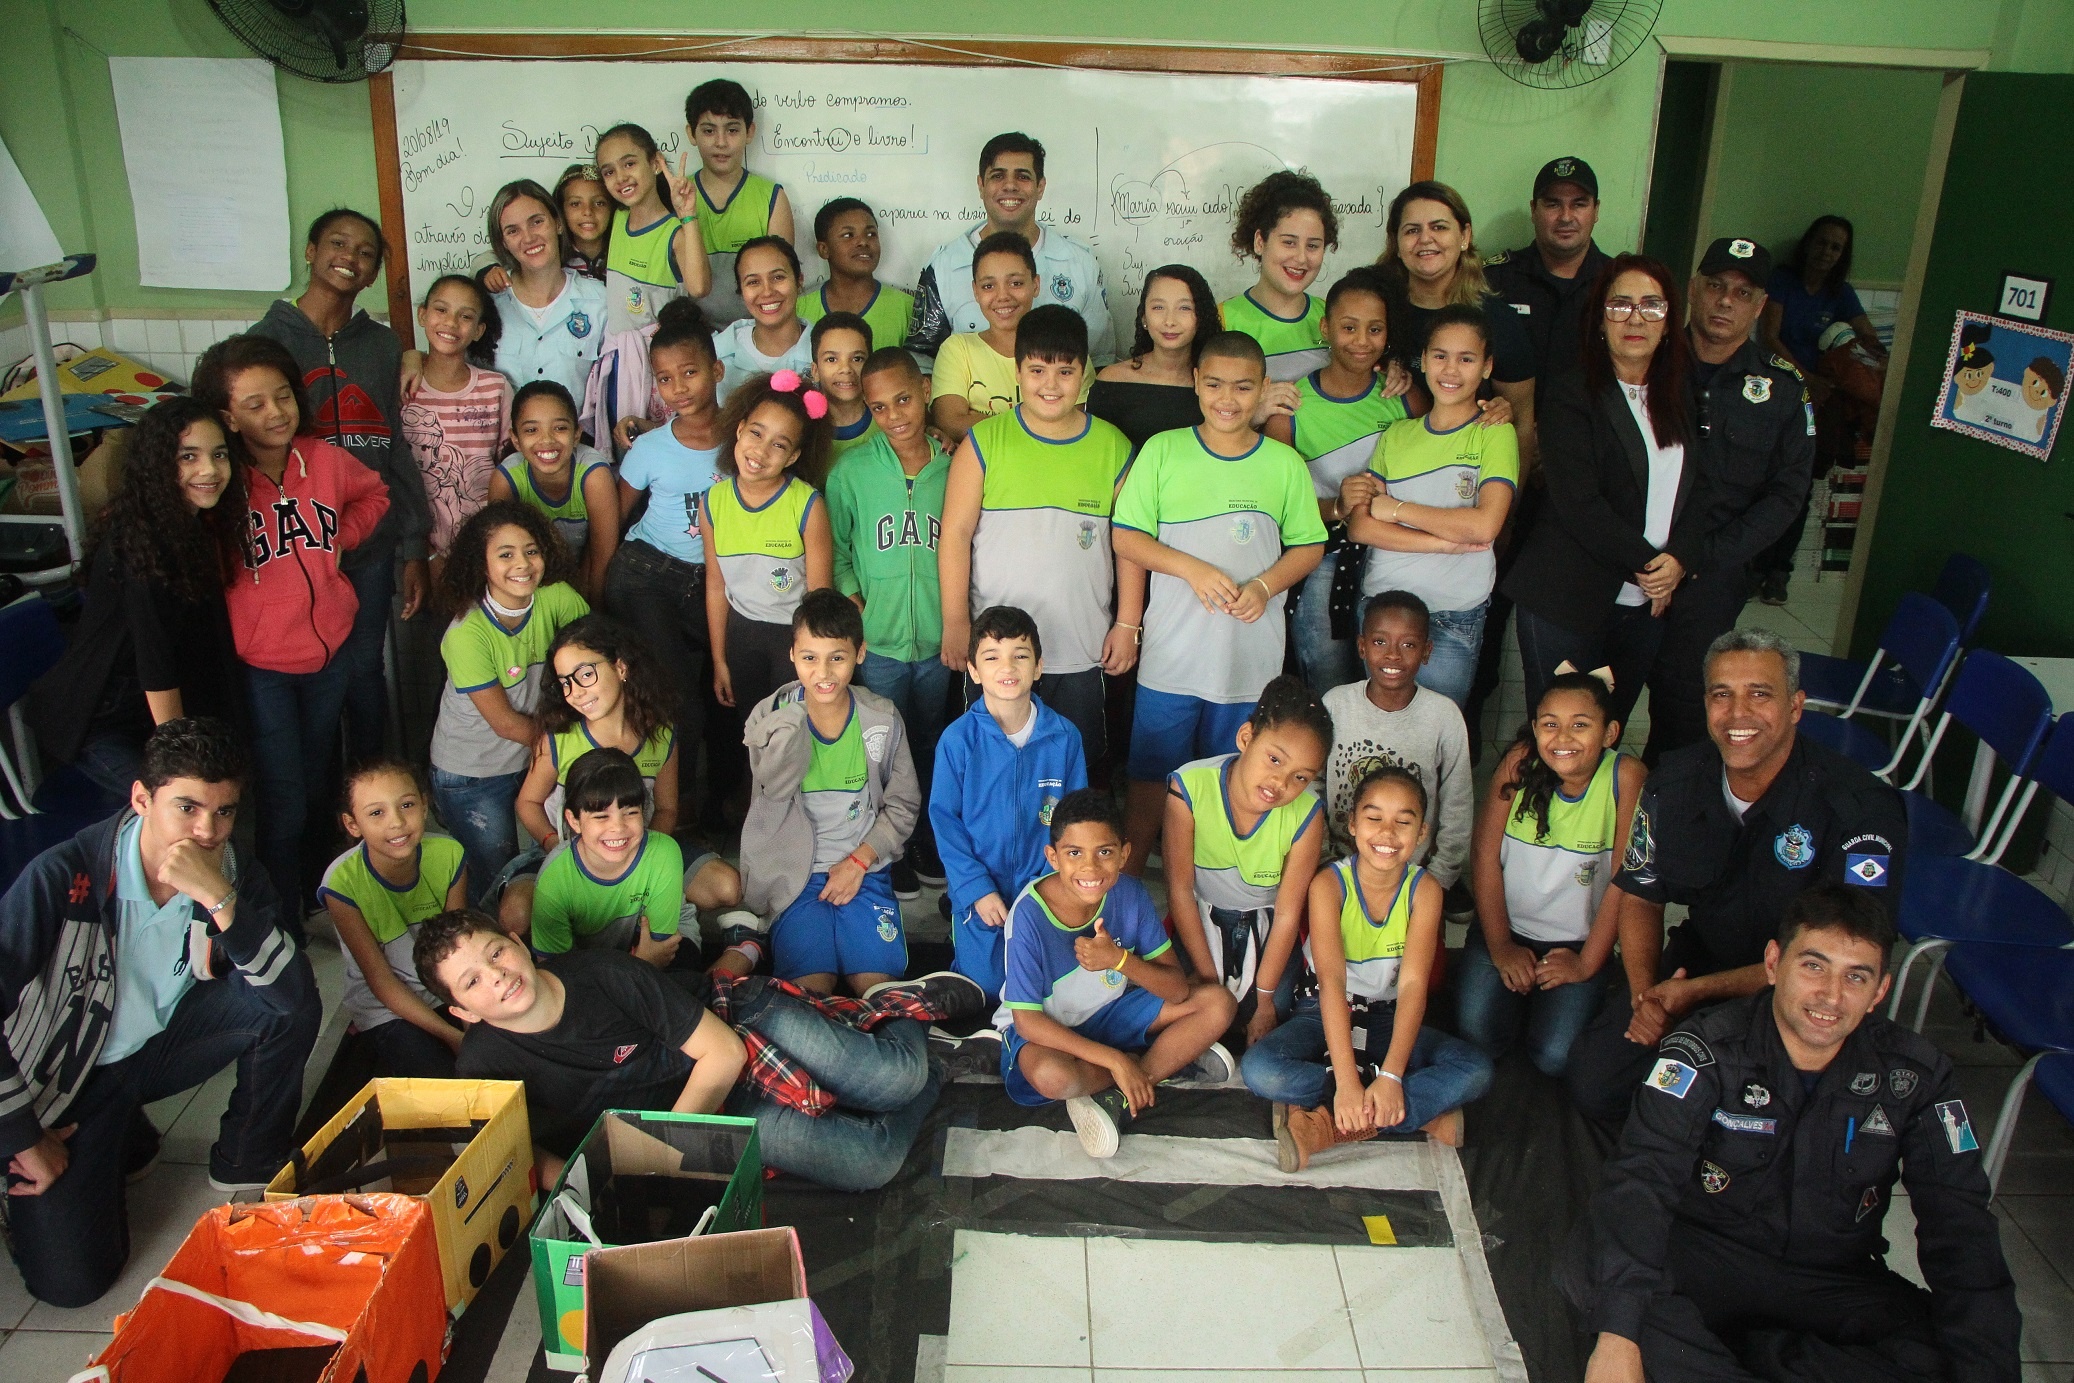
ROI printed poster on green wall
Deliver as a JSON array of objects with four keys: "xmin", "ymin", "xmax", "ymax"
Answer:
[{"xmin": 1931, "ymin": 310, "xmax": 2072, "ymax": 461}]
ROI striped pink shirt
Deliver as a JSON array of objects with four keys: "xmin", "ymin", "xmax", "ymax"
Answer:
[{"xmin": 402, "ymin": 365, "xmax": 513, "ymax": 556}]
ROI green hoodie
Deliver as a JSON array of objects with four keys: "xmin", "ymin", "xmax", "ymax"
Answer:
[{"xmin": 824, "ymin": 431, "xmax": 949, "ymax": 664}]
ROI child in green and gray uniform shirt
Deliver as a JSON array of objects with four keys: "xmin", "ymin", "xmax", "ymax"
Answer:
[
  {"xmin": 938, "ymin": 306, "xmax": 1141, "ymax": 775},
  {"xmin": 826, "ymin": 348, "xmax": 952, "ymax": 883}
]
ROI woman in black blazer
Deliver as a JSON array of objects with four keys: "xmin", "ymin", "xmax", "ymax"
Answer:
[{"xmin": 1501, "ymin": 255, "xmax": 1695, "ymax": 730}]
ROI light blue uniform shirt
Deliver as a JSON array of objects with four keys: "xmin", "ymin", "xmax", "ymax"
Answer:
[{"xmin": 102, "ymin": 818, "xmax": 203, "ymax": 1064}]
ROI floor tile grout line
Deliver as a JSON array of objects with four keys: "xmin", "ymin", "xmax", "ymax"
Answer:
[
  {"xmin": 1331, "ymin": 1238, "xmax": 1367, "ymax": 1373},
  {"xmin": 1997, "ymin": 1196, "xmax": 2074, "ymax": 1298}
]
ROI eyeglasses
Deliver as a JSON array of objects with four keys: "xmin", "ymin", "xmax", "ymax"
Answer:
[
  {"xmin": 1604, "ymin": 297, "xmax": 1670, "ymax": 322},
  {"xmin": 554, "ymin": 660, "xmax": 604, "ymax": 693}
]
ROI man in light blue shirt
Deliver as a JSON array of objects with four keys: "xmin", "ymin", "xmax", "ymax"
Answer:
[
  {"xmin": 905, "ymin": 132, "xmax": 1115, "ymax": 363},
  {"xmin": 0, "ymin": 718, "xmax": 318, "ymax": 1307}
]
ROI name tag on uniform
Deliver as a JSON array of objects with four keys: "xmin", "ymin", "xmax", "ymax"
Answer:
[{"xmin": 1712, "ymin": 1109, "xmax": 1777, "ymax": 1135}]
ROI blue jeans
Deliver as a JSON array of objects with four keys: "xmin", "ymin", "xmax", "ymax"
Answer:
[
  {"xmin": 247, "ymin": 659, "xmax": 350, "ymax": 920},
  {"xmin": 70, "ymin": 729, "xmax": 146, "ymax": 813},
  {"xmin": 1454, "ymin": 928, "xmax": 1609, "ymax": 1077},
  {"xmin": 340, "ymin": 547, "xmax": 396, "ymax": 763},
  {"xmin": 1239, "ymin": 995, "xmax": 1492, "ymax": 1130},
  {"xmin": 859, "ymin": 653, "xmax": 950, "ymax": 845},
  {"xmin": 721, "ymin": 982, "xmax": 939, "ymax": 1192},
  {"xmin": 1292, "ymin": 551, "xmax": 1361, "ymax": 693},
  {"xmin": 1415, "ymin": 600, "xmax": 1489, "ymax": 710},
  {"xmin": 430, "ymin": 766, "xmax": 525, "ymax": 906},
  {"xmin": 2, "ymin": 957, "xmax": 321, "ymax": 1306}
]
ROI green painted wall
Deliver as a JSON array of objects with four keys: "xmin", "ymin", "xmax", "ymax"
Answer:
[
  {"xmin": 1703, "ymin": 61, "xmax": 1944, "ymax": 285},
  {"xmin": 1, "ymin": 0, "xmax": 2065, "ymax": 325},
  {"xmin": 1851, "ymin": 71, "xmax": 2074, "ymax": 659}
]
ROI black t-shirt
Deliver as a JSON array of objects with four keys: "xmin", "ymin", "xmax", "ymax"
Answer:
[
  {"xmin": 455, "ymin": 950, "xmax": 713, "ymax": 1157},
  {"xmin": 1393, "ymin": 289, "xmax": 1537, "ymax": 388}
]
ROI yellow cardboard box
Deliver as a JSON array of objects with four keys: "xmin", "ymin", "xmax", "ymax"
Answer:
[{"xmin": 266, "ymin": 1078, "xmax": 536, "ymax": 1315}]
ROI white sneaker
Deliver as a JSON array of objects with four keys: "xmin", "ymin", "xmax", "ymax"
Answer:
[{"xmin": 1066, "ymin": 1088, "xmax": 1132, "ymax": 1159}]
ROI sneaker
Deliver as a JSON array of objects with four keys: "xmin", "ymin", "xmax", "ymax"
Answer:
[
  {"xmin": 1066, "ymin": 1087, "xmax": 1134, "ymax": 1159},
  {"xmin": 864, "ymin": 970, "xmax": 987, "ymax": 1024},
  {"xmin": 909, "ymin": 839, "xmax": 946, "ymax": 889},
  {"xmin": 1273, "ymin": 1102, "xmax": 1300, "ymax": 1173},
  {"xmin": 930, "ymin": 1026, "xmax": 1004, "ymax": 1083},
  {"xmin": 1162, "ymin": 1041, "xmax": 1235, "ymax": 1089},
  {"xmin": 890, "ymin": 858, "xmax": 922, "ymax": 901},
  {"xmin": 124, "ymin": 1112, "xmax": 163, "ymax": 1186},
  {"xmin": 208, "ymin": 1162, "xmax": 280, "ymax": 1194},
  {"xmin": 937, "ymin": 892, "xmax": 952, "ymax": 921},
  {"xmin": 1442, "ymin": 880, "xmax": 1477, "ymax": 921},
  {"xmin": 1759, "ymin": 572, "xmax": 1791, "ymax": 606}
]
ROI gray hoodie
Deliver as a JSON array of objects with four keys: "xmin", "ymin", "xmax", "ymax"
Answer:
[
  {"xmin": 253, "ymin": 298, "xmax": 430, "ymax": 563},
  {"xmin": 741, "ymin": 682, "xmax": 920, "ymax": 919}
]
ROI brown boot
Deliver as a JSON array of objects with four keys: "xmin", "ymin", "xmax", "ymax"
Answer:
[
  {"xmin": 1421, "ymin": 1107, "xmax": 1464, "ymax": 1147},
  {"xmin": 1285, "ymin": 1104, "xmax": 1378, "ymax": 1171}
]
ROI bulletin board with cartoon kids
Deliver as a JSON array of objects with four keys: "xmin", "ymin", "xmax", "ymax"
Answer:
[{"xmin": 1931, "ymin": 310, "xmax": 2073, "ymax": 461}]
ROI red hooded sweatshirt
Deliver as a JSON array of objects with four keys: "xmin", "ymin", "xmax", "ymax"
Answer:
[{"xmin": 227, "ymin": 437, "xmax": 390, "ymax": 674}]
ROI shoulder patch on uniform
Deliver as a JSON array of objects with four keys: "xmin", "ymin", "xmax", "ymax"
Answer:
[
  {"xmin": 1769, "ymin": 353, "xmax": 1804, "ymax": 379},
  {"xmin": 1647, "ymin": 1057, "xmax": 1697, "ymax": 1099},
  {"xmin": 1935, "ymin": 1099, "xmax": 1979, "ymax": 1154},
  {"xmin": 1485, "ymin": 249, "xmax": 1511, "ymax": 266},
  {"xmin": 1660, "ymin": 1031, "xmax": 1715, "ymax": 1068},
  {"xmin": 1622, "ymin": 804, "xmax": 1656, "ymax": 872}
]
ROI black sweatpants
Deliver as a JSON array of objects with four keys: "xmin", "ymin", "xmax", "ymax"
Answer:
[{"xmin": 1559, "ymin": 1221, "xmax": 1948, "ymax": 1383}]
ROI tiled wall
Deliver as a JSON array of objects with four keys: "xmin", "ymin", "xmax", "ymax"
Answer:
[{"xmin": 0, "ymin": 313, "xmax": 359, "ymax": 388}]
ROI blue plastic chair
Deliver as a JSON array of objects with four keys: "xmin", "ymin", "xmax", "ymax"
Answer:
[
  {"xmin": 1796, "ymin": 592, "xmax": 1960, "ymax": 779},
  {"xmin": 1937, "ymin": 944, "xmax": 2074, "ymax": 1193},
  {"xmin": 0, "ymin": 595, "xmax": 66, "ymax": 819},
  {"xmin": 1801, "ymin": 554, "xmax": 1991, "ymax": 714},
  {"xmin": 1887, "ymin": 718, "xmax": 2074, "ymax": 1029},
  {"xmin": 1893, "ymin": 654, "xmax": 2055, "ymax": 861}
]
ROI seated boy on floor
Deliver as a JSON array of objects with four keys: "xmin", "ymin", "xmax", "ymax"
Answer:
[
  {"xmin": 517, "ymin": 746, "xmax": 760, "ymax": 976},
  {"xmin": 932, "ymin": 604, "xmax": 1088, "ymax": 1000},
  {"xmin": 743, "ymin": 588, "xmax": 922, "ymax": 995},
  {"xmin": 997, "ymin": 788, "xmax": 1237, "ymax": 1159},
  {"xmin": 418, "ymin": 908, "xmax": 988, "ymax": 1192}
]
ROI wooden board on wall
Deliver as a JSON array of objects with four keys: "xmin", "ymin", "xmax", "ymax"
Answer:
[{"xmin": 367, "ymin": 32, "xmax": 1442, "ymax": 341}]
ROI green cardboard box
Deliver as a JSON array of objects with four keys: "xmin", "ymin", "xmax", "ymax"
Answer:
[{"xmin": 528, "ymin": 1110, "xmax": 762, "ymax": 1372}]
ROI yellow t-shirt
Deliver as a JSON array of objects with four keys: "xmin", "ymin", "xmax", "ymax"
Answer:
[{"xmin": 930, "ymin": 332, "xmax": 1091, "ymax": 417}]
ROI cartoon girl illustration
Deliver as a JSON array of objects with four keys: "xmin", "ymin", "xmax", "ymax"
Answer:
[{"xmin": 1949, "ymin": 321, "xmax": 1995, "ymax": 424}]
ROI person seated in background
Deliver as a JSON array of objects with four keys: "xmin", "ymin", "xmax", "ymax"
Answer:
[
  {"xmin": 0, "ymin": 718, "xmax": 320, "ymax": 1307},
  {"xmin": 996, "ymin": 790, "xmax": 1237, "ymax": 1160},
  {"xmin": 420, "ymin": 908, "xmax": 988, "ymax": 1192},
  {"xmin": 1563, "ymin": 884, "xmax": 2018, "ymax": 1383}
]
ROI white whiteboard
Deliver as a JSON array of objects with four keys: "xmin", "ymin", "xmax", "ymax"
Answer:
[{"xmin": 388, "ymin": 60, "xmax": 1419, "ymax": 353}]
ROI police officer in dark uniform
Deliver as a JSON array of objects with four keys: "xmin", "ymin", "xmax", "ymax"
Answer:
[
  {"xmin": 1562, "ymin": 883, "xmax": 2019, "ymax": 1383},
  {"xmin": 1645, "ymin": 236, "xmax": 1817, "ymax": 764},
  {"xmin": 1566, "ymin": 627, "xmax": 1907, "ymax": 1126},
  {"xmin": 1466, "ymin": 157, "xmax": 1615, "ymax": 761}
]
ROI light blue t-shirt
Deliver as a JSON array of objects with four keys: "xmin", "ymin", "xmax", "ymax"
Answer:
[
  {"xmin": 713, "ymin": 317, "xmax": 814, "ymax": 407},
  {"xmin": 102, "ymin": 817, "xmax": 203, "ymax": 1064},
  {"xmin": 622, "ymin": 424, "xmax": 723, "ymax": 563}
]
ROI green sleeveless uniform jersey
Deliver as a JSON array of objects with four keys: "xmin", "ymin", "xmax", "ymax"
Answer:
[
  {"xmin": 1113, "ymin": 427, "xmax": 1327, "ymax": 703},
  {"xmin": 605, "ymin": 209, "xmax": 684, "ymax": 335},
  {"xmin": 1499, "ymin": 748, "xmax": 1624, "ymax": 945},
  {"xmin": 1220, "ymin": 291, "xmax": 1328, "ymax": 382},
  {"xmin": 802, "ymin": 696, "xmax": 874, "ymax": 871},
  {"xmin": 1291, "ymin": 371, "xmax": 1410, "ymax": 498},
  {"xmin": 968, "ymin": 408, "xmax": 1132, "ymax": 676},
  {"xmin": 542, "ymin": 723, "xmax": 677, "ymax": 842},
  {"xmin": 693, "ymin": 170, "xmax": 782, "ymax": 326},
  {"xmin": 499, "ymin": 444, "xmax": 611, "ymax": 563},
  {"xmin": 318, "ymin": 835, "xmax": 466, "ymax": 1030},
  {"xmin": 1304, "ymin": 858, "xmax": 1420, "ymax": 1004},
  {"xmin": 1170, "ymin": 754, "xmax": 1323, "ymax": 912},
  {"xmin": 703, "ymin": 476, "xmax": 818, "ymax": 624},
  {"xmin": 801, "ymin": 282, "xmax": 915, "ymax": 358}
]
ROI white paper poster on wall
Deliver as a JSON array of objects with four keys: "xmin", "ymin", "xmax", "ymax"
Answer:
[
  {"xmin": 0, "ymin": 135, "xmax": 65, "ymax": 272},
  {"xmin": 108, "ymin": 57, "xmax": 292, "ymax": 292}
]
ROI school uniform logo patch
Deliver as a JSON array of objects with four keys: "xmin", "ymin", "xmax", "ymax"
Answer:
[
  {"xmin": 1455, "ymin": 472, "xmax": 1478, "ymax": 502},
  {"xmin": 1700, "ymin": 1160, "xmax": 1730, "ymax": 1193},
  {"xmin": 875, "ymin": 906, "xmax": 901, "ymax": 943},
  {"xmin": 1077, "ymin": 519, "xmax": 1098, "ymax": 550},
  {"xmin": 1856, "ymin": 1186, "xmax": 1881, "ymax": 1221},
  {"xmin": 1935, "ymin": 1099, "xmax": 1979, "ymax": 1154},
  {"xmin": 769, "ymin": 566, "xmax": 796, "ymax": 592},
  {"xmin": 1743, "ymin": 375, "xmax": 1772, "ymax": 404},
  {"xmin": 863, "ymin": 725, "xmax": 891, "ymax": 764},
  {"xmin": 1230, "ymin": 516, "xmax": 1256, "ymax": 545},
  {"xmin": 1574, "ymin": 860, "xmax": 1598, "ymax": 888},
  {"xmin": 1775, "ymin": 824, "xmax": 1815, "ymax": 869},
  {"xmin": 1051, "ymin": 273, "xmax": 1075, "ymax": 302},
  {"xmin": 1845, "ymin": 853, "xmax": 1889, "ymax": 886},
  {"xmin": 567, "ymin": 312, "xmax": 592, "ymax": 338},
  {"xmin": 1850, "ymin": 1071, "xmax": 1880, "ymax": 1096},
  {"xmin": 1889, "ymin": 1068, "xmax": 1919, "ymax": 1099},
  {"xmin": 1039, "ymin": 794, "xmax": 1060, "ymax": 825},
  {"xmin": 1648, "ymin": 1057, "xmax": 1697, "ymax": 1099},
  {"xmin": 1101, "ymin": 967, "xmax": 1126, "ymax": 989}
]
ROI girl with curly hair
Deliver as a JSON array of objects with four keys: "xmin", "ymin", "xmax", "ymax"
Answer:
[
  {"xmin": 28, "ymin": 396, "xmax": 248, "ymax": 802},
  {"xmin": 429, "ymin": 499, "xmax": 588, "ymax": 897},
  {"xmin": 1222, "ymin": 170, "xmax": 1340, "ymax": 382}
]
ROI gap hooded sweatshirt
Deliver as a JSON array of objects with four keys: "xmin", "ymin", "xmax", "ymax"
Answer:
[{"xmin": 228, "ymin": 438, "xmax": 389, "ymax": 674}]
